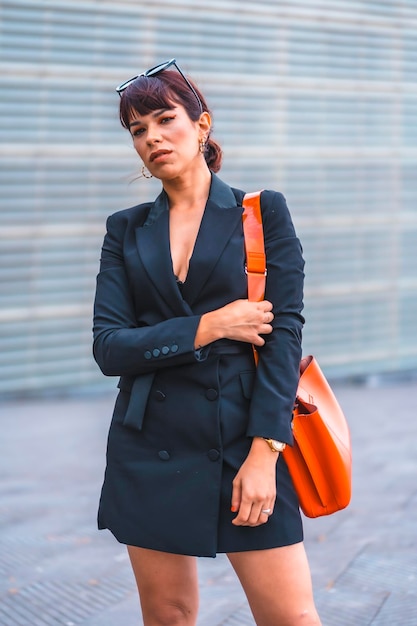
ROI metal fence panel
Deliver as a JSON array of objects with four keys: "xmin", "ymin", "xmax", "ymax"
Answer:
[{"xmin": 1, "ymin": 0, "xmax": 417, "ymax": 394}]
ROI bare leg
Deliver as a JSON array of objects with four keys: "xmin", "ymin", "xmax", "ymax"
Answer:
[
  {"xmin": 127, "ymin": 546, "xmax": 199, "ymax": 626},
  {"xmin": 227, "ymin": 542, "xmax": 321, "ymax": 626}
]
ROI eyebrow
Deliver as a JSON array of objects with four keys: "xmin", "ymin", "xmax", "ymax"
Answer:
[{"xmin": 129, "ymin": 108, "xmax": 173, "ymax": 129}]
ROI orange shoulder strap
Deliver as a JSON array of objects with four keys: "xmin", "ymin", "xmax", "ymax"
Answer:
[{"xmin": 242, "ymin": 191, "xmax": 266, "ymax": 303}]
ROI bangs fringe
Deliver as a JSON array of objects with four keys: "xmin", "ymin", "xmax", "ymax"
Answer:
[{"xmin": 120, "ymin": 76, "xmax": 181, "ymax": 128}]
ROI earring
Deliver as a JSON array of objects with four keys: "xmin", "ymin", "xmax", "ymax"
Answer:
[
  {"xmin": 141, "ymin": 164, "xmax": 153, "ymax": 179},
  {"xmin": 199, "ymin": 139, "xmax": 206, "ymax": 154}
]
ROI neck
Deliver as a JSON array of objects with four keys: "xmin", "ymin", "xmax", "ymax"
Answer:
[{"xmin": 162, "ymin": 164, "xmax": 212, "ymax": 211}]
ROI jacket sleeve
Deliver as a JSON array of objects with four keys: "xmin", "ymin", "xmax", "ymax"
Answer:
[
  {"xmin": 245, "ymin": 190, "xmax": 305, "ymax": 445},
  {"xmin": 93, "ymin": 212, "xmax": 207, "ymax": 377}
]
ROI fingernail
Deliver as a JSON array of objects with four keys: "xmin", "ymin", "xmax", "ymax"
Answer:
[{"xmin": 231, "ymin": 505, "xmax": 238, "ymax": 513}]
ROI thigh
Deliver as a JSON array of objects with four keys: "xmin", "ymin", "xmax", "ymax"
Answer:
[
  {"xmin": 227, "ymin": 542, "xmax": 321, "ymax": 626},
  {"xmin": 127, "ymin": 546, "xmax": 199, "ymax": 623}
]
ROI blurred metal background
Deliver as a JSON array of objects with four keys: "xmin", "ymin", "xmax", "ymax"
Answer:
[{"xmin": 1, "ymin": 0, "xmax": 417, "ymax": 396}]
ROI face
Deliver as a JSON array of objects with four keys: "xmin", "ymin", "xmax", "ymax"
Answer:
[{"xmin": 128, "ymin": 104, "xmax": 211, "ymax": 180}]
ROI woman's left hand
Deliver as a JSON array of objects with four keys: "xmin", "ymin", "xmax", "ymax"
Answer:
[{"xmin": 230, "ymin": 438, "xmax": 279, "ymax": 526}]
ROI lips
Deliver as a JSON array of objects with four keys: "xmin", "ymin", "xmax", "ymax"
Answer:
[{"xmin": 150, "ymin": 149, "xmax": 172, "ymax": 162}]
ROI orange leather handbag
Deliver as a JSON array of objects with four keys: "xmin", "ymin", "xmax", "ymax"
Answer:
[{"xmin": 242, "ymin": 192, "xmax": 352, "ymax": 518}]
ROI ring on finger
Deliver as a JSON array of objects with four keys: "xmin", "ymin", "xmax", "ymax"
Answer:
[{"xmin": 261, "ymin": 508, "xmax": 271, "ymax": 515}]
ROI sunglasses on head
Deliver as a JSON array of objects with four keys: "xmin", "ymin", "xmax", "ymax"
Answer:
[{"xmin": 116, "ymin": 58, "xmax": 203, "ymax": 114}]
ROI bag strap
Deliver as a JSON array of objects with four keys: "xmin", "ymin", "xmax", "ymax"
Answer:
[{"xmin": 242, "ymin": 191, "xmax": 266, "ymax": 302}]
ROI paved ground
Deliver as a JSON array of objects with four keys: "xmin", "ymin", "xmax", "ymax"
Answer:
[{"xmin": 1, "ymin": 377, "xmax": 417, "ymax": 626}]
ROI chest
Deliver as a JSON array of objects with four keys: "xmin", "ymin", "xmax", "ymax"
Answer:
[
  {"xmin": 131, "ymin": 202, "xmax": 248, "ymax": 315},
  {"xmin": 169, "ymin": 206, "xmax": 205, "ymax": 283}
]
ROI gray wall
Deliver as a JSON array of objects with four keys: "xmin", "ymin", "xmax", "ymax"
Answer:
[{"xmin": 1, "ymin": 0, "xmax": 417, "ymax": 395}]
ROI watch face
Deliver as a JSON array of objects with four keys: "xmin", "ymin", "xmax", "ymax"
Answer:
[{"xmin": 271, "ymin": 440, "xmax": 286, "ymax": 452}]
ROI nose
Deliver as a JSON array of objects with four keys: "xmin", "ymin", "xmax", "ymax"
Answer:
[{"xmin": 146, "ymin": 123, "xmax": 162, "ymax": 145}]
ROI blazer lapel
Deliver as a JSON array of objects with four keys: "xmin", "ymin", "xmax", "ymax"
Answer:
[
  {"xmin": 135, "ymin": 175, "xmax": 243, "ymax": 312},
  {"xmin": 181, "ymin": 175, "xmax": 243, "ymax": 305},
  {"xmin": 135, "ymin": 193, "xmax": 193, "ymax": 317}
]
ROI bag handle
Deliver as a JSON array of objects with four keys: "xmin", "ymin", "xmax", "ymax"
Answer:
[{"xmin": 242, "ymin": 191, "xmax": 266, "ymax": 303}]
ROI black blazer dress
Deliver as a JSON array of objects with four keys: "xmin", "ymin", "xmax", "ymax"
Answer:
[{"xmin": 93, "ymin": 173, "xmax": 305, "ymax": 557}]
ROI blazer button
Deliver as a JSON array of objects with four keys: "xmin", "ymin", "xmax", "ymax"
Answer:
[
  {"xmin": 205, "ymin": 388, "xmax": 218, "ymax": 401},
  {"xmin": 155, "ymin": 390, "xmax": 166, "ymax": 402},
  {"xmin": 158, "ymin": 450, "xmax": 170, "ymax": 461},
  {"xmin": 152, "ymin": 348, "xmax": 161, "ymax": 358},
  {"xmin": 170, "ymin": 344, "xmax": 179, "ymax": 353},
  {"xmin": 144, "ymin": 350, "xmax": 152, "ymax": 360},
  {"xmin": 207, "ymin": 449, "xmax": 220, "ymax": 461},
  {"xmin": 161, "ymin": 345, "xmax": 170, "ymax": 355}
]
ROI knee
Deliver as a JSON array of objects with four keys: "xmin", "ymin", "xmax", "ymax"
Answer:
[
  {"xmin": 293, "ymin": 608, "xmax": 321, "ymax": 625},
  {"xmin": 145, "ymin": 600, "xmax": 196, "ymax": 625}
]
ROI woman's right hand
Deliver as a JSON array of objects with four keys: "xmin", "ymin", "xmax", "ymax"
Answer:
[{"xmin": 194, "ymin": 299, "xmax": 274, "ymax": 348}]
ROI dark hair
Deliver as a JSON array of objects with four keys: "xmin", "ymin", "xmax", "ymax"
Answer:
[{"xmin": 119, "ymin": 70, "xmax": 223, "ymax": 173}]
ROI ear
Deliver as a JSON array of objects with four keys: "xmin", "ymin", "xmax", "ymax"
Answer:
[{"xmin": 197, "ymin": 111, "xmax": 212, "ymax": 138}]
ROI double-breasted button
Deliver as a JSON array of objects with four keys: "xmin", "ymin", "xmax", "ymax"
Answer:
[
  {"xmin": 158, "ymin": 450, "xmax": 170, "ymax": 461},
  {"xmin": 171, "ymin": 344, "xmax": 179, "ymax": 353},
  {"xmin": 152, "ymin": 348, "xmax": 161, "ymax": 358},
  {"xmin": 161, "ymin": 345, "xmax": 170, "ymax": 355},
  {"xmin": 144, "ymin": 350, "xmax": 152, "ymax": 360},
  {"xmin": 205, "ymin": 388, "xmax": 218, "ymax": 401},
  {"xmin": 155, "ymin": 390, "xmax": 166, "ymax": 402},
  {"xmin": 207, "ymin": 449, "xmax": 220, "ymax": 461}
]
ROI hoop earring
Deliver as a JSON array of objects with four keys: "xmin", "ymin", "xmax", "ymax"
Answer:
[
  {"xmin": 199, "ymin": 139, "xmax": 206, "ymax": 154},
  {"xmin": 141, "ymin": 164, "xmax": 153, "ymax": 179}
]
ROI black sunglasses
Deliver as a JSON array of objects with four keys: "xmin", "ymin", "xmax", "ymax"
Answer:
[{"xmin": 116, "ymin": 58, "xmax": 203, "ymax": 114}]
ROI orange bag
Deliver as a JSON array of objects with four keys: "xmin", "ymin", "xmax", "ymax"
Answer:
[{"xmin": 242, "ymin": 192, "xmax": 352, "ymax": 518}]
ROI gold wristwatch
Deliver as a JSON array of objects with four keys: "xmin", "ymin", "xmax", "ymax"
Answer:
[{"xmin": 263, "ymin": 438, "xmax": 286, "ymax": 452}]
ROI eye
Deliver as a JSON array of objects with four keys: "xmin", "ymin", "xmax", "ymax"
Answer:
[
  {"xmin": 132, "ymin": 127, "xmax": 145, "ymax": 137},
  {"xmin": 161, "ymin": 116, "xmax": 175, "ymax": 124}
]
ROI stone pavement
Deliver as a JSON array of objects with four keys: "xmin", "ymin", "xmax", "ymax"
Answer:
[{"xmin": 1, "ymin": 378, "xmax": 416, "ymax": 625}]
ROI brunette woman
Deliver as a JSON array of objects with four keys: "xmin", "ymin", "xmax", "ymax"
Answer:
[{"xmin": 93, "ymin": 59, "xmax": 321, "ymax": 626}]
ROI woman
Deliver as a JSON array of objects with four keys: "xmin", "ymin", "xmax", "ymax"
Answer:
[{"xmin": 93, "ymin": 59, "xmax": 321, "ymax": 626}]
